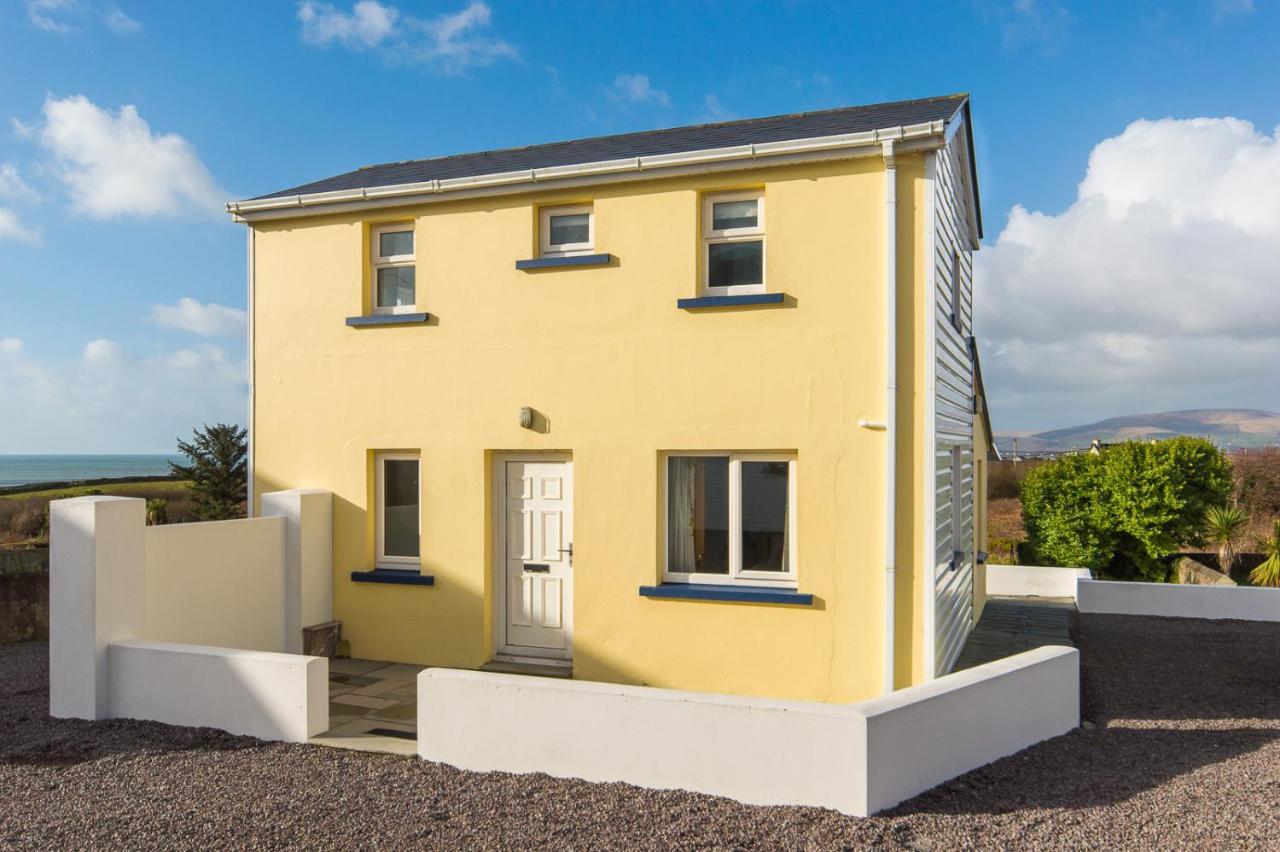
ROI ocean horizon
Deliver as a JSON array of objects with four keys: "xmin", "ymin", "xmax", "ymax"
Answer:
[{"xmin": 0, "ymin": 454, "xmax": 188, "ymax": 488}]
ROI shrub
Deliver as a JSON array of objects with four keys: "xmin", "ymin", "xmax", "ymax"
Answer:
[
  {"xmin": 145, "ymin": 498, "xmax": 169, "ymax": 526},
  {"xmin": 1202, "ymin": 504, "xmax": 1248, "ymax": 576},
  {"xmin": 1021, "ymin": 437, "xmax": 1233, "ymax": 581},
  {"xmin": 1248, "ymin": 520, "xmax": 1280, "ymax": 588}
]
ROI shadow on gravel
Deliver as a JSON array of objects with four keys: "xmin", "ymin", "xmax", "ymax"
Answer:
[
  {"xmin": 1075, "ymin": 612, "xmax": 1280, "ymax": 723},
  {"xmin": 887, "ymin": 725, "xmax": 1280, "ymax": 816}
]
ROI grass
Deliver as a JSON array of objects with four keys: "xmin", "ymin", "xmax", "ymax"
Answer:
[{"xmin": 0, "ymin": 480, "xmax": 191, "ymax": 501}]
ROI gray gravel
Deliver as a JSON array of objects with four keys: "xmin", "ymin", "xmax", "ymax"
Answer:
[{"xmin": 2, "ymin": 613, "xmax": 1279, "ymax": 850}]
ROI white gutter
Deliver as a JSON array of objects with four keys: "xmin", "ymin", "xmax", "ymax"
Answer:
[
  {"xmin": 226, "ymin": 120, "xmax": 947, "ymax": 222},
  {"xmin": 881, "ymin": 135, "xmax": 901, "ymax": 695}
]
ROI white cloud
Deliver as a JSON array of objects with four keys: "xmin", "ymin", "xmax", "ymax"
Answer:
[
  {"xmin": 989, "ymin": 0, "xmax": 1073, "ymax": 55},
  {"xmin": 0, "ymin": 164, "xmax": 40, "ymax": 202},
  {"xmin": 1214, "ymin": 0, "xmax": 1254, "ymax": 19},
  {"xmin": 607, "ymin": 73, "xmax": 671, "ymax": 107},
  {"xmin": 150, "ymin": 298, "xmax": 246, "ymax": 337},
  {"xmin": 0, "ymin": 338, "xmax": 22, "ymax": 352},
  {"xmin": 297, "ymin": 0, "xmax": 516, "ymax": 73},
  {"xmin": 702, "ymin": 94, "xmax": 735, "ymax": 122},
  {"xmin": 0, "ymin": 337, "xmax": 246, "ymax": 453},
  {"xmin": 299, "ymin": 0, "xmax": 397, "ymax": 48},
  {"xmin": 31, "ymin": 94, "xmax": 226, "ymax": 219},
  {"xmin": 103, "ymin": 6, "xmax": 141, "ymax": 34},
  {"xmin": 0, "ymin": 209, "xmax": 41, "ymax": 244},
  {"xmin": 976, "ymin": 116, "xmax": 1280, "ymax": 430},
  {"xmin": 26, "ymin": 0, "xmax": 77, "ymax": 33}
]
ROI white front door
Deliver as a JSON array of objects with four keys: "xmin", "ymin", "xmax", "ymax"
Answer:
[{"xmin": 498, "ymin": 457, "xmax": 573, "ymax": 660}]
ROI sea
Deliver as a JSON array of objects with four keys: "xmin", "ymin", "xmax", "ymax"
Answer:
[{"xmin": 0, "ymin": 455, "xmax": 188, "ymax": 488}]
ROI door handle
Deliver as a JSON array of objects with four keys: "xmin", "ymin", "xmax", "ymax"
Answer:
[
  {"xmin": 523, "ymin": 563, "xmax": 550, "ymax": 573},
  {"xmin": 559, "ymin": 543, "xmax": 573, "ymax": 566}
]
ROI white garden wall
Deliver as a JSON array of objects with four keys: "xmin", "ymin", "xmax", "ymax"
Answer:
[
  {"xmin": 418, "ymin": 646, "xmax": 1079, "ymax": 817},
  {"xmin": 109, "ymin": 640, "xmax": 327, "ymax": 742},
  {"xmin": 145, "ymin": 517, "xmax": 287, "ymax": 651},
  {"xmin": 1077, "ymin": 579, "xmax": 1280, "ymax": 621},
  {"xmin": 49, "ymin": 491, "xmax": 334, "ymax": 738},
  {"xmin": 985, "ymin": 564, "xmax": 1092, "ymax": 599}
]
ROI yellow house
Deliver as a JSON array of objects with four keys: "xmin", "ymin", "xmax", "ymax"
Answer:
[{"xmin": 228, "ymin": 93, "xmax": 990, "ymax": 704}]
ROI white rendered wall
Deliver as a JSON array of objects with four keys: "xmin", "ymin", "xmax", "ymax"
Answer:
[
  {"xmin": 261, "ymin": 489, "xmax": 333, "ymax": 653},
  {"xmin": 49, "ymin": 497, "xmax": 146, "ymax": 720},
  {"xmin": 144, "ymin": 516, "xmax": 288, "ymax": 652},
  {"xmin": 986, "ymin": 564, "xmax": 1093, "ymax": 599},
  {"xmin": 418, "ymin": 646, "xmax": 1078, "ymax": 817},
  {"xmin": 857, "ymin": 646, "xmax": 1078, "ymax": 814},
  {"xmin": 109, "ymin": 640, "xmax": 328, "ymax": 742},
  {"xmin": 1077, "ymin": 579, "xmax": 1280, "ymax": 622}
]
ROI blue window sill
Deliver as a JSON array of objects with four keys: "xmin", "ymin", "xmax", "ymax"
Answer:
[
  {"xmin": 351, "ymin": 568, "xmax": 435, "ymax": 586},
  {"xmin": 677, "ymin": 293, "xmax": 786, "ymax": 309},
  {"xmin": 515, "ymin": 253, "xmax": 613, "ymax": 270},
  {"xmin": 638, "ymin": 583, "xmax": 813, "ymax": 606},
  {"xmin": 345, "ymin": 312, "xmax": 431, "ymax": 327}
]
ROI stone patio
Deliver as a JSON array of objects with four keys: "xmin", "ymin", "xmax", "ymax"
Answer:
[{"xmin": 309, "ymin": 658, "xmax": 424, "ymax": 755}]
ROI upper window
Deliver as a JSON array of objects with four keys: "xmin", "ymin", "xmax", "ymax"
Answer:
[
  {"xmin": 371, "ymin": 224, "xmax": 416, "ymax": 315},
  {"xmin": 376, "ymin": 452, "xmax": 420, "ymax": 568},
  {"xmin": 702, "ymin": 191, "xmax": 764, "ymax": 295},
  {"xmin": 664, "ymin": 453, "xmax": 796, "ymax": 586},
  {"xmin": 540, "ymin": 205, "xmax": 594, "ymax": 257}
]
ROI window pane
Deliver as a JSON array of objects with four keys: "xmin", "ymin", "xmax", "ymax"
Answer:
[
  {"xmin": 667, "ymin": 456, "xmax": 729, "ymax": 575},
  {"xmin": 378, "ymin": 230, "xmax": 413, "ymax": 258},
  {"xmin": 376, "ymin": 266, "xmax": 415, "ymax": 308},
  {"xmin": 549, "ymin": 213, "xmax": 590, "ymax": 246},
  {"xmin": 740, "ymin": 461, "xmax": 789, "ymax": 573},
  {"xmin": 383, "ymin": 459, "xmax": 419, "ymax": 558},
  {"xmin": 712, "ymin": 199, "xmax": 757, "ymax": 230},
  {"xmin": 707, "ymin": 241, "xmax": 763, "ymax": 288}
]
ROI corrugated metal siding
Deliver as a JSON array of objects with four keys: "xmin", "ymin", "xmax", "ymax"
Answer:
[{"xmin": 932, "ymin": 131, "xmax": 976, "ymax": 676}]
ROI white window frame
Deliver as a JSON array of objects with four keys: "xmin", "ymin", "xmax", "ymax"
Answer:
[
  {"xmin": 701, "ymin": 190, "xmax": 766, "ymax": 296},
  {"xmin": 371, "ymin": 223, "xmax": 416, "ymax": 315},
  {"xmin": 661, "ymin": 451, "xmax": 797, "ymax": 587},
  {"xmin": 539, "ymin": 204, "xmax": 594, "ymax": 257},
  {"xmin": 375, "ymin": 451, "xmax": 420, "ymax": 569}
]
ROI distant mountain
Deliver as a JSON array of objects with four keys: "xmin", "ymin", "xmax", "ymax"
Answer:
[{"xmin": 995, "ymin": 409, "xmax": 1280, "ymax": 455}]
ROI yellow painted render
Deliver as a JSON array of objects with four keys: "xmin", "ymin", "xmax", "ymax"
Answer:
[{"xmin": 250, "ymin": 155, "xmax": 934, "ymax": 704}]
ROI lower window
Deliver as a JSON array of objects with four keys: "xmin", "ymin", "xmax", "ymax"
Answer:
[
  {"xmin": 664, "ymin": 453, "xmax": 796, "ymax": 586},
  {"xmin": 376, "ymin": 452, "xmax": 420, "ymax": 568}
]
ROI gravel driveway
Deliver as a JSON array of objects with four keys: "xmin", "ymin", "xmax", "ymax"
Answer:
[{"xmin": 2, "ymin": 613, "xmax": 1278, "ymax": 850}]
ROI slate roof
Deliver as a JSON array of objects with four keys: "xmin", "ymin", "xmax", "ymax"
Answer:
[{"xmin": 251, "ymin": 93, "xmax": 970, "ymax": 202}]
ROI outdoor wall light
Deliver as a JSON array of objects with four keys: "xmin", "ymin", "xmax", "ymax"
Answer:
[{"xmin": 519, "ymin": 407, "xmax": 534, "ymax": 429}]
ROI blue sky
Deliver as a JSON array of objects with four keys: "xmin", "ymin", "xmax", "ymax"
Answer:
[{"xmin": 1, "ymin": 0, "xmax": 1278, "ymax": 451}]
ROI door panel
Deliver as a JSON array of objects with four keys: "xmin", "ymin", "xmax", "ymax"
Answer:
[{"xmin": 501, "ymin": 459, "xmax": 572, "ymax": 657}]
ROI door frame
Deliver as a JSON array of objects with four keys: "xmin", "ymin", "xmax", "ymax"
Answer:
[{"xmin": 491, "ymin": 452, "xmax": 574, "ymax": 665}]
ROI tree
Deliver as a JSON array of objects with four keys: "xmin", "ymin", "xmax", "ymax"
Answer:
[
  {"xmin": 1021, "ymin": 437, "xmax": 1233, "ymax": 581},
  {"xmin": 170, "ymin": 424, "xmax": 248, "ymax": 520},
  {"xmin": 1248, "ymin": 520, "xmax": 1280, "ymax": 588},
  {"xmin": 1202, "ymin": 504, "xmax": 1248, "ymax": 575}
]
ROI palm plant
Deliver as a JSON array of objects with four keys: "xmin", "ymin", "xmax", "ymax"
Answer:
[
  {"xmin": 1202, "ymin": 504, "xmax": 1248, "ymax": 575},
  {"xmin": 1248, "ymin": 520, "xmax": 1280, "ymax": 588}
]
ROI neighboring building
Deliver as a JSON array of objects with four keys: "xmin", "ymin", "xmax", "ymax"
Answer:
[{"xmin": 227, "ymin": 93, "xmax": 989, "ymax": 702}]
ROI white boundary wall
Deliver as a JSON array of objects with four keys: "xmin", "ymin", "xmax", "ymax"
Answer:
[
  {"xmin": 50, "ymin": 491, "xmax": 333, "ymax": 737},
  {"xmin": 986, "ymin": 564, "xmax": 1092, "ymax": 599},
  {"xmin": 419, "ymin": 646, "xmax": 1079, "ymax": 817},
  {"xmin": 1077, "ymin": 579, "xmax": 1280, "ymax": 622},
  {"xmin": 109, "ymin": 640, "xmax": 327, "ymax": 742}
]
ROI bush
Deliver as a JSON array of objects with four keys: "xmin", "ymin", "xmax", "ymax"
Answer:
[
  {"xmin": 1232, "ymin": 447, "xmax": 1280, "ymax": 518},
  {"xmin": 1021, "ymin": 437, "xmax": 1233, "ymax": 581},
  {"xmin": 987, "ymin": 458, "xmax": 1048, "ymax": 500},
  {"xmin": 145, "ymin": 498, "xmax": 169, "ymax": 526}
]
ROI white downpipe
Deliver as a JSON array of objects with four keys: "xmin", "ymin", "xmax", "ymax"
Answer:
[
  {"xmin": 881, "ymin": 137, "xmax": 899, "ymax": 695},
  {"xmin": 245, "ymin": 226, "xmax": 255, "ymax": 518}
]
